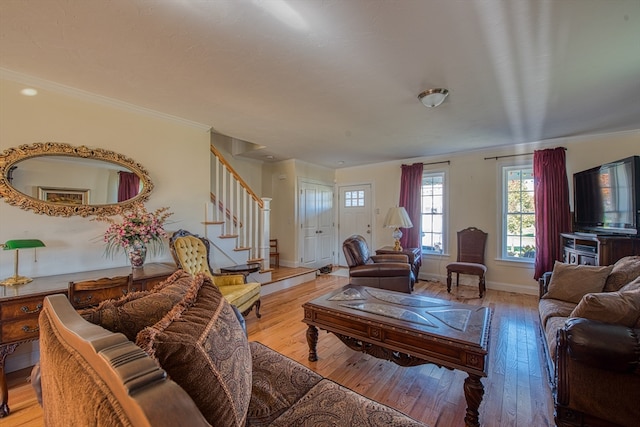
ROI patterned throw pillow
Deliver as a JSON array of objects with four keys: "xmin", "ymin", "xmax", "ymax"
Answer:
[
  {"xmin": 542, "ymin": 261, "xmax": 613, "ymax": 304},
  {"xmin": 79, "ymin": 270, "xmax": 194, "ymax": 341},
  {"xmin": 136, "ymin": 273, "xmax": 252, "ymax": 427}
]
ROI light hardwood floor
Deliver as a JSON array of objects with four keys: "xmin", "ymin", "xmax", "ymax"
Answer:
[{"xmin": 5, "ymin": 270, "xmax": 554, "ymax": 427}]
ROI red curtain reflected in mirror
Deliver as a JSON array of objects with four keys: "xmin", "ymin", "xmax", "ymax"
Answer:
[{"xmin": 118, "ymin": 172, "xmax": 140, "ymax": 202}]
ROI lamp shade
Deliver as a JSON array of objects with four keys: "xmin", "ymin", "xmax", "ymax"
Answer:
[
  {"xmin": 383, "ymin": 207, "xmax": 413, "ymax": 229},
  {"xmin": 3, "ymin": 239, "xmax": 46, "ymax": 250},
  {"xmin": 1, "ymin": 239, "xmax": 45, "ymax": 286}
]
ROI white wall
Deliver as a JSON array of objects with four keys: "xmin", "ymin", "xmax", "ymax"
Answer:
[
  {"xmin": 0, "ymin": 77, "xmax": 211, "ymax": 372},
  {"xmin": 0, "ymin": 78, "xmax": 211, "ymax": 277},
  {"xmin": 336, "ymin": 130, "xmax": 639, "ymax": 294}
]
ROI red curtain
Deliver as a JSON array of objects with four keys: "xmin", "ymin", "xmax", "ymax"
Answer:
[
  {"xmin": 399, "ymin": 162, "xmax": 423, "ymax": 249},
  {"xmin": 533, "ymin": 148, "xmax": 571, "ymax": 280},
  {"xmin": 118, "ymin": 172, "xmax": 140, "ymax": 202}
]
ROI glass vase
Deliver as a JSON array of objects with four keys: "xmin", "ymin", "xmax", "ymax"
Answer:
[{"xmin": 127, "ymin": 242, "xmax": 147, "ymax": 269}]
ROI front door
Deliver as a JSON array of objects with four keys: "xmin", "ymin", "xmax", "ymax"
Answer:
[{"xmin": 338, "ymin": 184, "xmax": 373, "ymax": 267}]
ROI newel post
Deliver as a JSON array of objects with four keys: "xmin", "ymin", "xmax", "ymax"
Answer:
[{"xmin": 261, "ymin": 198, "xmax": 272, "ymax": 271}]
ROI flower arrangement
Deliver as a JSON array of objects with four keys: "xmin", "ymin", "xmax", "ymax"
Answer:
[{"xmin": 94, "ymin": 203, "xmax": 173, "ymax": 258}]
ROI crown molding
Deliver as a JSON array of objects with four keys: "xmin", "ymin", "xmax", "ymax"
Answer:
[{"xmin": 0, "ymin": 68, "xmax": 211, "ymax": 131}]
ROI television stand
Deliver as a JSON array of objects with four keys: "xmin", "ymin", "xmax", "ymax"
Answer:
[{"xmin": 561, "ymin": 232, "xmax": 640, "ymax": 266}]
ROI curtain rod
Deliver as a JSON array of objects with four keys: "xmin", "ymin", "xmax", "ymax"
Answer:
[
  {"xmin": 422, "ymin": 160, "xmax": 450, "ymax": 166},
  {"xmin": 484, "ymin": 147, "xmax": 566, "ymax": 161}
]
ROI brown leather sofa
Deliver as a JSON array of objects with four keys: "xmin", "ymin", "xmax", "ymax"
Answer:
[
  {"xmin": 343, "ymin": 234, "xmax": 414, "ymax": 293},
  {"xmin": 538, "ymin": 256, "xmax": 640, "ymax": 427},
  {"xmin": 35, "ymin": 271, "xmax": 429, "ymax": 427}
]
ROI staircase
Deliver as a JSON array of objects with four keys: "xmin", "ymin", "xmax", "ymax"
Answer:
[{"xmin": 206, "ymin": 144, "xmax": 272, "ymax": 284}]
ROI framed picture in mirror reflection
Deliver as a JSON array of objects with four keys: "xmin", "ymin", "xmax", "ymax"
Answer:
[{"xmin": 38, "ymin": 187, "xmax": 90, "ymax": 205}]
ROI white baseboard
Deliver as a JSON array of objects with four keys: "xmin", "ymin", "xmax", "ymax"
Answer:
[
  {"xmin": 261, "ymin": 271, "xmax": 317, "ymax": 296},
  {"xmin": 418, "ymin": 273, "xmax": 538, "ymax": 296}
]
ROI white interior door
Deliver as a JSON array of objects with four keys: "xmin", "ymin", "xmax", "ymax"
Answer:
[
  {"xmin": 338, "ymin": 184, "xmax": 372, "ymax": 266},
  {"xmin": 299, "ymin": 180, "xmax": 334, "ymax": 268}
]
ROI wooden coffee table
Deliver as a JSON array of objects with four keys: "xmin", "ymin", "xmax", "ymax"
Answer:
[{"xmin": 302, "ymin": 285, "xmax": 491, "ymax": 427}]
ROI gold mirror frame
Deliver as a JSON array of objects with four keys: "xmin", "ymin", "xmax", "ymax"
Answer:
[{"xmin": 0, "ymin": 142, "xmax": 154, "ymax": 217}]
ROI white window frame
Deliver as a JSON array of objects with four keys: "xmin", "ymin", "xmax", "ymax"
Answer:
[
  {"xmin": 500, "ymin": 162, "xmax": 536, "ymax": 263},
  {"xmin": 421, "ymin": 169, "xmax": 448, "ymax": 256}
]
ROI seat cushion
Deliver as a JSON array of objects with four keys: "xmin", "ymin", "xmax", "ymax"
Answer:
[
  {"xmin": 79, "ymin": 270, "xmax": 194, "ymax": 341},
  {"xmin": 220, "ymin": 282, "xmax": 261, "ymax": 307},
  {"xmin": 538, "ymin": 298, "xmax": 576, "ymax": 328},
  {"xmin": 446, "ymin": 262, "xmax": 487, "ymax": 276},
  {"xmin": 268, "ymin": 379, "xmax": 427, "ymax": 427},
  {"xmin": 246, "ymin": 341, "xmax": 323, "ymax": 426},
  {"xmin": 136, "ymin": 273, "xmax": 252, "ymax": 427}
]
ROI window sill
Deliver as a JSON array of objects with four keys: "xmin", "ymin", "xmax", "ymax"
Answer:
[{"xmin": 493, "ymin": 257, "xmax": 535, "ymax": 268}]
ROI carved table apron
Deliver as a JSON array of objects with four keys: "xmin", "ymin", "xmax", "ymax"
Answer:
[{"xmin": 302, "ymin": 285, "xmax": 492, "ymax": 427}]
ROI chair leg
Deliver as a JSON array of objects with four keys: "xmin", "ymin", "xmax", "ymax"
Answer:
[
  {"xmin": 254, "ymin": 299, "xmax": 261, "ymax": 318},
  {"xmin": 446, "ymin": 270, "xmax": 452, "ymax": 293},
  {"xmin": 478, "ymin": 275, "xmax": 485, "ymax": 298},
  {"xmin": 456, "ymin": 273, "xmax": 460, "ymax": 288}
]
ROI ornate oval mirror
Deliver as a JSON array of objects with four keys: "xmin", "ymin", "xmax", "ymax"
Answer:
[{"xmin": 0, "ymin": 142, "xmax": 154, "ymax": 217}]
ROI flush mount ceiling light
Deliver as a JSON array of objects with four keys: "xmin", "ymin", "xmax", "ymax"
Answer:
[{"xmin": 418, "ymin": 88, "xmax": 449, "ymax": 107}]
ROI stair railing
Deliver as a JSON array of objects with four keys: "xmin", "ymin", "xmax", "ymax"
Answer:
[{"xmin": 210, "ymin": 144, "xmax": 270, "ymax": 270}]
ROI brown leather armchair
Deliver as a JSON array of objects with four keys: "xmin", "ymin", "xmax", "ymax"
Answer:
[{"xmin": 342, "ymin": 235, "xmax": 414, "ymax": 293}]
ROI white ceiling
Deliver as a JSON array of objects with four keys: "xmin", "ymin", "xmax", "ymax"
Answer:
[{"xmin": 1, "ymin": 0, "xmax": 639, "ymax": 169}]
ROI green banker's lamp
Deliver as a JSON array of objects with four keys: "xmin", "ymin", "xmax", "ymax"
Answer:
[{"xmin": 1, "ymin": 239, "xmax": 46, "ymax": 286}]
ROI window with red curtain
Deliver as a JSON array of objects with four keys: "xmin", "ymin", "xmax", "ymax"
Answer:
[
  {"xmin": 533, "ymin": 147, "xmax": 571, "ymax": 280},
  {"xmin": 118, "ymin": 171, "xmax": 140, "ymax": 202},
  {"xmin": 399, "ymin": 162, "xmax": 423, "ymax": 249}
]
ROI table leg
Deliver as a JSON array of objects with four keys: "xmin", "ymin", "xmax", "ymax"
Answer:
[
  {"xmin": 0, "ymin": 343, "xmax": 19, "ymax": 418},
  {"xmin": 463, "ymin": 373, "xmax": 484, "ymax": 427},
  {"xmin": 306, "ymin": 325, "xmax": 318, "ymax": 362}
]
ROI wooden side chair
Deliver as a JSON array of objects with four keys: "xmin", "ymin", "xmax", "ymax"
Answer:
[
  {"xmin": 269, "ymin": 238, "xmax": 280, "ymax": 268},
  {"xmin": 446, "ymin": 227, "xmax": 488, "ymax": 298},
  {"xmin": 68, "ymin": 274, "xmax": 133, "ymax": 309}
]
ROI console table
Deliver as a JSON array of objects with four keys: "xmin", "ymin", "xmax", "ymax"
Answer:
[
  {"xmin": 0, "ymin": 262, "xmax": 176, "ymax": 418},
  {"xmin": 376, "ymin": 246, "xmax": 422, "ymax": 282}
]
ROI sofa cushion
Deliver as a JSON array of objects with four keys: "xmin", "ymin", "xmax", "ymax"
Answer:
[
  {"xmin": 603, "ymin": 255, "xmax": 640, "ymax": 292},
  {"xmin": 268, "ymin": 379, "xmax": 427, "ymax": 427},
  {"xmin": 79, "ymin": 270, "xmax": 194, "ymax": 341},
  {"xmin": 571, "ymin": 287, "xmax": 640, "ymax": 327},
  {"xmin": 136, "ymin": 273, "xmax": 252, "ymax": 427},
  {"xmin": 542, "ymin": 261, "xmax": 613, "ymax": 304},
  {"xmin": 544, "ymin": 316, "xmax": 569, "ymax": 363},
  {"xmin": 619, "ymin": 275, "xmax": 640, "ymax": 292},
  {"xmin": 538, "ymin": 298, "xmax": 576, "ymax": 328},
  {"xmin": 246, "ymin": 341, "xmax": 323, "ymax": 426}
]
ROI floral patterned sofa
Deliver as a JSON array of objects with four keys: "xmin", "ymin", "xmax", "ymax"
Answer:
[{"xmin": 35, "ymin": 270, "xmax": 429, "ymax": 427}]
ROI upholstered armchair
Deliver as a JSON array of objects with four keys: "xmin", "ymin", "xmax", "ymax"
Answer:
[
  {"xmin": 342, "ymin": 235, "xmax": 414, "ymax": 293},
  {"xmin": 169, "ymin": 229, "xmax": 262, "ymax": 317}
]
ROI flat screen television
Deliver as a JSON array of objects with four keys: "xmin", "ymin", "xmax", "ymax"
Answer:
[{"xmin": 573, "ymin": 155, "xmax": 640, "ymax": 235}]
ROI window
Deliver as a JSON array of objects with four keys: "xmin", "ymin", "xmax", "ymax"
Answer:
[
  {"xmin": 502, "ymin": 165, "xmax": 536, "ymax": 260},
  {"xmin": 344, "ymin": 190, "xmax": 364, "ymax": 207},
  {"xmin": 421, "ymin": 171, "xmax": 446, "ymax": 254}
]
